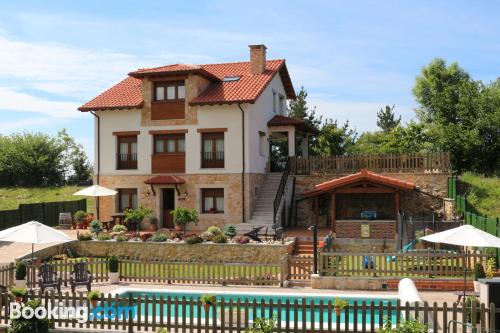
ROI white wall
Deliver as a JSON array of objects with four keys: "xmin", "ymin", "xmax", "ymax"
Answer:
[{"xmin": 95, "ymin": 73, "xmax": 288, "ymax": 176}]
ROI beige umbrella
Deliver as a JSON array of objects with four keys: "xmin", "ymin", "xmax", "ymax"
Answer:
[{"xmin": 73, "ymin": 185, "xmax": 117, "ymax": 220}]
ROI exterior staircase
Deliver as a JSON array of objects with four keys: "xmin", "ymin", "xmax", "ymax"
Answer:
[
  {"xmin": 236, "ymin": 173, "xmax": 283, "ymax": 235},
  {"xmin": 293, "ymin": 241, "xmax": 315, "ymax": 256}
]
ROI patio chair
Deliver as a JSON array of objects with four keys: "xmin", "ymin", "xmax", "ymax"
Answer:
[
  {"xmin": 38, "ymin": 264, "xmax": 61, "ymax": 294},
  {"xmin": 70, "ymin": 262, "xmax": 93, "ymax": 293},
  {"xmin": 244, "ymin": 226, "xmax": 264, "ymax": 242}
]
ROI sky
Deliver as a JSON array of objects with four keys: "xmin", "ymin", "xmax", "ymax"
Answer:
[{"xmin": 1, "ymin": 0, "xmax": 499, "ymax": 160}]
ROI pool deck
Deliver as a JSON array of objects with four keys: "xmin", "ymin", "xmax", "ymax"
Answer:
[{"xmin": 87, "ymin": 282, "xmax": 458, "ymax": 304}]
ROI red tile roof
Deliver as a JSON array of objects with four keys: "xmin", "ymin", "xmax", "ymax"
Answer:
[
  {"xmin": 144, "ymin": 175, "xmax": 186, "ymax": 185},
  {"xmin": 78, "ymin": 59, "xmax": 295, "ymax": 111},
  {"xmin": 303, "ymin": 169, "xmax": 415, "ymax": 197},
  {"xmin": 267, "ymin": 115, "xmax": 319, "ymax": 134},
  {"xmin": 79, "ymin": 77, "xmax": 143, "ymax": 111}
]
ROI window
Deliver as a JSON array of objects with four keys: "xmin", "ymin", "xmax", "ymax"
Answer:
[
  {"xmin": 201, "ymin": 188, "xmax": 224, "ymax": 213},
  {"xmin": 201, "ymin": 132, "xmax": 224, "ymax": 168},
  {"xmin": 117, "ymin": 135, "xmax": 137, "ymax": 169},
  {"xmin": 272, "ymin": 90, "xmax": 277, "ymax": 113},
  {"xmin": 153, "ymin": 81, "xmax": 185, "ymax": 101},
  {"xmin": 278, "ymin": 94, "xmax": 285, "ymax": 115},
  {"xmin": 259, "ymin": 131, "xmax": 267, "ymax": 156},
  {"xmin": 118, "ymin": 188, "xmax": 137, "ymax": 212},
  {"xmin": 154, "ymin": 134, "xmax": 185, "ymax": 154}
]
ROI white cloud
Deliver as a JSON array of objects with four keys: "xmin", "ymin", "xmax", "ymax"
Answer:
[
  {"xmin": 0, "ymin": 117, "xmax": 58, "ymax": 133},
  {"xmin": 0, "ymin": 87, "xmax": 81, "ymax": 118}
]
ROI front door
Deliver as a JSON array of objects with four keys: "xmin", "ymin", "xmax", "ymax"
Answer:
[{"xmin": 162, "ymin": 188, "xmax": 175, "ymax": 228}]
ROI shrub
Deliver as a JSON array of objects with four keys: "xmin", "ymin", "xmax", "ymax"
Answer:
[
  {"xmin": 8, "ymin": 299, "xmax": 49, "ymax": 333},
  {"xmin": 200, "ymin": 294, "xmax": 216, "ymax": 305},
  {"xmin": 97, "ymin": 233, "xmax": 112, "ymax": 241},
  {"xmin": 112, "ymin": 224, "xmax": 127, "ymax": 233},
  {"xmin": 207, "ymin": 226, "xmax": 222, "ymax": 235},
  {"xmin": 245, "ymin": 316, "xmax": 277, "ymax": 333},
  {"xmin": 114, "ymin": 235, "xmax": 128, "ymax": 242},
  {"xmin": 377, "ymin": 319, "xmax": 427, "ymax": 333},
  {"xmin": 10, "ymin": 287, "xmax": 27, "ymax": 298},
  {"xmin": 87, "ymin": 290, "xmax": 100, "ymax": 301},
  {"xmin": 108, "ymin": 256, "xmax": 119, "ymax": 273},
  {"xmin": 233, "ymin": 235, "xmax": 250, "ymax": 244},
  {"xmin": 485, "ymin": 258, "xmax": 496, "ymax": 279},
  {"xmin": 73, "ymin": 210, "xmax": 88, "ymax": 222},
  {"xmin": 474, "ymin": 263, "xmax": 486, "ymax": 281},
  {"xmin": 89, "ymin": 220, "xmax": 103, "ymax": 235},
  {"xmin": 333, "ymin": 298, "xmax": 349, "ymax": 310},
  {"xmin": 224, "ymin": 224, "xmax": 237, "ymax": 238},
  {"xmin": 152, "ymin": 233, "xmax": 168, "ymax": 242},
  {"xmin": 199, "ymin": 231, "xmax": 214, "ymax": 241},
  {"xmin": 78, "ymin": 232, "xmax": 93, "ymax": 241},
  {"xmin": 124, "ymin": 206, "xmax": 153, "ymax": 227},
  {"xmin": 15, "ymin": 262, "xmax": 26, "ymax": 280},
  {"xmin": 465, "ymin": 296, "xmax": 481, "ymax": 324},
  {"xmin": 171, "ymin": 207, "xmax": 199, "ymax": 229},
  {"xmin": 185, "ymin": 235, "xmax": 203, "ymax": 245},
  {"xmin": 140, "ymin": 233, "xmax": 153, "ymax": 242},
  {"xmin": 212, "ymin": 234, "xmax": 228, "ymax": 244}
]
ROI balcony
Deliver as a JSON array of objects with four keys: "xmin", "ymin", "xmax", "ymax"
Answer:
[
  {"xmin": 117, "ymin": 154, "xmax": 137, "ymax": 170},
  {"xmin": 201, "ymin": 152, "xmax": 224, "ymax": 168},
  {"xmin": 151, "ymin": 101, "xmax": 185, "ymax": 120},
  {"xmin": 152, "ymin": 153, "xmax": 186, "ymax": 173}
]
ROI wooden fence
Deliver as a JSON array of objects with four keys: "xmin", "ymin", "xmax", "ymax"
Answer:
[
  {"xmin": 0, "ymin": 199, "xmax": 87, "ymax": 231},
  {"xmin": 319, "ymin": 252, "xmax": 488, "ymax": 278},
  {"xmin": 24, "ymin": 257, "xmax": 287, "ymax": 289},
  {"xmin": 290, "ymin": 152, "xmax": 451, "ymax": 175},
  {"xmin": 0, "ymin": 264, "xmax": 14, "ymax": 288},
  {"xmin": 288, "ymin": 256, "xmax": 313, "ymax": 282},
  {"xmin": 0, "ymin": 289, "xmax": 496, "ymax": 332}
]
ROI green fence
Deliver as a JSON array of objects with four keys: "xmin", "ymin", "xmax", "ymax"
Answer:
[
  {"xmin": 448, "ymin": 176, "xmax": 500, "ymax": 263},
  {"xmin": 0, "ymin": 199, "xmax": 86, "ymax": 230}
]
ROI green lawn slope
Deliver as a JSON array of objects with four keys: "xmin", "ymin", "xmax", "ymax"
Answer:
[
  {"xmin": 459, "ymin": 173, "xmax": 500, "ymax": 218},
  {"xmin": 0, "ymin": 186, "xmax": 94, "ymax": 211}
]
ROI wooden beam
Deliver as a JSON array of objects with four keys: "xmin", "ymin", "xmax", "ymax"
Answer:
[
  {"xmin": 314, "ymin": 196, "xmax": 319, "ymax": 226},
  {"xmin": 149, "ymin": 129, "xmax": 188, "ymax": 135},
  {"xmin": 335, "ymin": 187, "xmax": 396, "ymax": 194},
  {"xmin": 112, "ymin": 131, "xmax": 140, "ymax": 136},
  {"xmin": 197, "ymin": 128, "xmax": 228, "ymax": 133},
  {"xmin": 331, "ymin": 192, "xmax": 336, "ymax": 233},
  {"xmin": 395, "ymin": 191, "xmax": 400, "ymax": 235}
]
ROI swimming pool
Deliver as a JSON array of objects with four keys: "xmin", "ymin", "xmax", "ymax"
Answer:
[{"xmin": 112, "ymin": 288, "xmax": 399, "ymax": 326}]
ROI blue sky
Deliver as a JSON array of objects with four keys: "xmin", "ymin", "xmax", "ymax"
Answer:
[{"xmin": 1, "ymin": 1, "xmax": 499, "ymax": 160}]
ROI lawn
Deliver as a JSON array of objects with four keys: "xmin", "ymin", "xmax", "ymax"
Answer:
[
  {"xmin": 459, "ymin": 173, "xmax": 500, "ymax": 218},
  {"xmin": 0, "ymin": 186, "xmax": 94, "ymax": 212}
]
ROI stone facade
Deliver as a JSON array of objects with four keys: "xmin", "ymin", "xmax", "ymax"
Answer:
[
  {"xmin": 98, "ymin": 173, "xmax": 265, "ymax": 230},
  {"xmin": 336, "ymin": 220, "xmax": 396, "ymax": 239}
]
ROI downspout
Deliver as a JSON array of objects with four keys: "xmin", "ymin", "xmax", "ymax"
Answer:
[
  {"xmin": 237, "ymin": 103, "xmax": 246, "ymax": 223},
  {"xmin": 90, "ymin": 111, "xmax": 100, "ymax": 220}
]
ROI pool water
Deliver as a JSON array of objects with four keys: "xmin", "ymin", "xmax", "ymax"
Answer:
[{"xmin": 115, "ymin": 290, "xmax": 398, "ymax": 325}]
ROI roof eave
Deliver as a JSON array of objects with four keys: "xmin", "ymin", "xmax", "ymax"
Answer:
[{"xmin": 78, "ymin": 102, "xmax": 144, "ymax": 112}]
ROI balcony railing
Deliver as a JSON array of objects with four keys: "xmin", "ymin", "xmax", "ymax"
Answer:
[
  {"xmin": 117, "ymin": 153, "xmax": 137, "ymax": 170},
  {"xmin": 201, "ymin": 151, "xmax": 224, "ymax": 168}
]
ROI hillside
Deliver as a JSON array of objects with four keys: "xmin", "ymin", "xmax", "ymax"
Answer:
[
  {"xmin": 0, "ymin": 186, "xmax": 94, "ymax": 212},
  {"xmin": 459, "ymin": 173, "xmax": 500, "ymax": 218}
]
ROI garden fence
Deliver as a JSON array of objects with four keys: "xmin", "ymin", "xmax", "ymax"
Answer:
[
  {"xmin": 0, "ymin": 289, "xmax": 496, "ymax": 332},
  {"xmin": 0, "ymin": 199, "xmax": 86, "ymax": 231}
]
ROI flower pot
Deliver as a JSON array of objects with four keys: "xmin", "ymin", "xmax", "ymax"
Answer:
[
  {"xmin": 90, "ymin": 299, "xmax": 99, "ymax": 308},
  {"xmin": 334, "ymin": 307, "xmax": 342, "ymax": 317},
  {"xmin": 109, "ymin": 272, "xmax": 120, "ymax": 284},
  {"xmin": 149, "ymin": 223, "xmax": 158, "ymax": 232},
  {"xmin": 474, "ymin": 281, "xmax": 480, "ymax": 292},
  {"xmin": 15, "ymin": 296, "xmax": 23, "ymax": 303},
  {"xmin": 174, "ymin": 224, "xmax": 183, "ymax": 232},
  {"xmin": 15, "ymin": 279, "xmax": 26, "ymax": 288},
  {"xmin": 203, "ymin": 303, "xmax": 211, "ymax": 312}
]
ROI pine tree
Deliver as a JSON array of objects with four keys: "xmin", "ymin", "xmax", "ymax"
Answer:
[
  {"xmin": 287, "ymin": 87, "xmax": 322, "ymax": 132},
  {"xmin": 376, "ymin": 105, "xmax": 401, "ymax": 132}
]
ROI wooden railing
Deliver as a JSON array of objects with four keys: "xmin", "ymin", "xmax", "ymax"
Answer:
[
  {"xmin": 0, "ymin": 264, "xmax": 14, "ymax": 288},
  {"xmin": 117, "ymin": 153, "xmax": 137, "ymax": 169},
  {"xmin": 0, "ymin": 290, "xmax": 496, "ymax": 332},
  {"xmin": 24, "ymin": 257, "xmax": 287, "ymax": 288},
  {"xmin": 319, "ymin": 251, "xmax": 488, "ymax": 278},
  {"xmin": 290, "ymin": 152, "xmax": 451, "ymax": 175},
  {"xmin": 288, "ymin": 255, "xmax": 313, "ymax": 281},
  {"xmin": 273, "ymin": 160, "xmax": 290, "ymax": 225}
]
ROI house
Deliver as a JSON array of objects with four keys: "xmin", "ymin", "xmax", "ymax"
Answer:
[{"xmin": 79, "ymin": 44, "xmax": 315, "ymax": 231}]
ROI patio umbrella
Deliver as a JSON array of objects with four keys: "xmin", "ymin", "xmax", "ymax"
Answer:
[
  {"xmin": 420, "ymin": 224, "xmax": 500, "ymax": 298},
  {"xmin": 73, "ymin": 185, "xmax": 117, "ymax": 220},
  {"xmin": 0, "ymin": 221, "xmax": 72, "ymax": 287}
]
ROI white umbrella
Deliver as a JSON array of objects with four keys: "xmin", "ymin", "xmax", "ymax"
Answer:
[
  {"xmin": 421, "ymin": 224, "xmax": 500, "ymax": 298},
  {"xmin": 0, "ymin": 221, "xmax": 73, "ymax": 288},
  {"xmin": 74, "ymin": 185, "xmax": 117, "ymax": 220}
]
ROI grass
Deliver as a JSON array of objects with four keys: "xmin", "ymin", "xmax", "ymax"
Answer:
[
  {"xmin": 459, "ymin": 173, "xmax": 500, "ymax": 218},
  {"xmin": 0, "ymin": 186, "xmax": 94, "ymax": 212}
]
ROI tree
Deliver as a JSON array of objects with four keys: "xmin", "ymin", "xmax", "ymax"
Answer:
[
  {"xmin": 312, "ymin": 120, "xmax": 356, "ymax": 156},
  {"xmin": 57, "ymin": 129, "xmax": 92, "ymax": 184},
  {"xmin": 377, "ymin": 104, "xmax": 400, "ymax": 132},
  {"xmin": 287, "ymin": 87, "xmax": 322, "ymax": 133}
]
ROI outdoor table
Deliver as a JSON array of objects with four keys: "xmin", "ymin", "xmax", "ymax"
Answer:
[
  {"xmin": 453, "ymin": 290, "xmax": 479, "ymax": 304},
  {"xmin": 101, "ymin": 220, "xmax": 115, "ymax": 231},
  {"xmin": 111, "ymin": 213, "xmax": 126, "ymax": 226}
]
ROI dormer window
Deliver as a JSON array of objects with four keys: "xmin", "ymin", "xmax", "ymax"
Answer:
[{"xmin": 154, "ymin": 81, "xmax": 185, "ymax": 102}]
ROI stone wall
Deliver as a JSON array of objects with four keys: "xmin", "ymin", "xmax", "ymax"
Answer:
[
  {"xmin": 70, "ymin": 240, "xmax": 293, "ymax": 264},
  {"xmin": 336, "ymin": 220, "xmax": 396, "ymax": 239}
]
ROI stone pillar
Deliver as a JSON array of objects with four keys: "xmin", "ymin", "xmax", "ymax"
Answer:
[
  {"xmin": 301, "ymin": 134, "xmax": 309, "ymax": 157},
  {"xmin": 288, "ymin": 128, "xmax": 296, "ymax": 157}
]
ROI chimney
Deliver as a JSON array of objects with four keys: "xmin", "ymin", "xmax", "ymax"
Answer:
[{"xmin": 249, "ymin": 44, "xmax": 267, "ymax": 74}]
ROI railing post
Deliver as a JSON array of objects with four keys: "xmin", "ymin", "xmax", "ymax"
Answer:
[{"xmin": 128, "ymin": 292, "xmax": 134, "ymax": 333}]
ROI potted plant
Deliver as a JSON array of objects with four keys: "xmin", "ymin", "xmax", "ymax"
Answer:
[
  {"xmin": 333, "ymin": 298, "xmax": 348, "ymax": 317},
  {"xmin": 73, "ymin": 210, "xmax": 88, "ymax": 229},
  {"xmin": 171, "ymin": 207, "xmax": 199, "ymax": 232},
  {"xmin": 149, "ymin": 217, "xmax": 159, "ymax": 232},
  {"xmin": 89, "ymin": 220, "xmax": 103, "ymax": 238},
  {"xmin": 87, "ymin": 290, "xmax": 100, "ymax": 308},
  {"xmin": 108, "ymin": 256, "xmax": 119, "ymax": 284},
  {"xmin": 9, "ymin": 299, "xmax": 49, "ymax": 333},
  {"xmin": 14, "ymin": 262, "xmax": 27, "ymax": 288},
  {"xmin": 124, "ymin": 206, "xmax": 154, "ymax": 231},
  {"xmin": 485, "ymin": 258, "xmax": 496, "ymax": 279},
  {"xmin": 200, "ymin": 294, "xmax": 216, "ymax": 311},
  {"xmin": 224, "ymin": 224, "xmax": 237, "ymax": 238},
  {"xmin": 473, "ymin": 262, "xmax": 486, "ymax": 292},
  {"xmin": 10, "ymin": 286, "xmax": 27, "ymax": 303}
]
